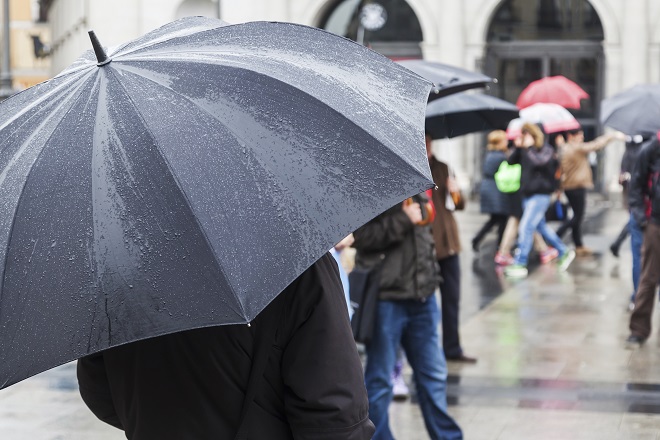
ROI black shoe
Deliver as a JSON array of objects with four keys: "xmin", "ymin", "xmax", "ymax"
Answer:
[
  {"xmin": 610, "ymin": 243, "xmax": 619, "ymax": 258},
  {"xmin": 626, "ymin": 334, "xmax": 646, "ymax": 346}
]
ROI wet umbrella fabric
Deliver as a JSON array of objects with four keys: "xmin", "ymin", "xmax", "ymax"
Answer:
[
  {"xmin": 424, "ymin": 93, "xmax": 519, "ymax": 139},
  {"xmin": 0, "ymin": 17, "xmax": 433, "ymax": 389},
  {"xmin": 396, "ymin": 60, "xmax": 496, "ymax": 101},
  {"xmin": 506, "ymin": 103, "xmax": 582, "ymax": 139},
  {"xmin": 516, "ymin": 75, "xmax": 589, "ymax": 110},
  {"xmin": 601, "ymin": 84, "xmax": 660, "ymax": 135}
]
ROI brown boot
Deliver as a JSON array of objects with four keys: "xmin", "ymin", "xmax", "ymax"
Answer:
[{"xmin": 575, "ymin": 246, "xmax": 593, "ymax": 257}]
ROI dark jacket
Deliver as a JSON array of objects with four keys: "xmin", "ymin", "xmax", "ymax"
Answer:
[
  {"xmin": 630, "ymin": 137, "xmax": 660, "ymax": 228},
  {"xmin": 479, "ymin": 150, "xmax": 508, "ymax": 215},
  {"xmin": 352, "ymin": 199, "xmax": 439, "ymax": 301},
  {"xmin": 508, "ymin": 143, "xmax": 559, "ymax": 197},
  {"xmin": 77, "ymin": 253, "xmax": 374, "ymax": 440}
]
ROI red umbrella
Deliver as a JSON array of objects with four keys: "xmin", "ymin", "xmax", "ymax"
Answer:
[{"xmin": 516, "ymin": 75, "xmax": 589, "ymax": 110}]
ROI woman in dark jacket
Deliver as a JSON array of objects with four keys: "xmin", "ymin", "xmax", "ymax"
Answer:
[
  {"xmin": 504, "ymin": 123, "xmax": 574, "ymax": 278},
  {"xmin": 77, "ymin": 253, "xmax": 375, "ymax": 440},
  {"xmin": 472, "ymin": 130, "xmax": 510, "ymax": 251}
]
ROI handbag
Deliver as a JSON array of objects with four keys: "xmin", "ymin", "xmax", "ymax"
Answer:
[
  {"xmin": 494, "ymin": 162, "xmax": 521, "ymax": 193},
  {"xmin": 545, "ymin": 195, "xmax": 569, "ymax": 222},
  {"xmin": 348, "ymin": 267, "xmax": 381, "ymax": 344}
]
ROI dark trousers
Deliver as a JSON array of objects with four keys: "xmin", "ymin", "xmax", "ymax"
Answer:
[
  {"xmin": 556, "ymin": 188, "xmax": 586, "ymax": 247},
  {"xmin": 472, "ymin": 214, "xmax": 508, "ymax": 247},
  {"xmin": 438, "ymin": 254, "xmax": 462, "ymax": 358},
  {"xmin": 629, "ymin": 223, "xmax": 660, "ymax": 339}
]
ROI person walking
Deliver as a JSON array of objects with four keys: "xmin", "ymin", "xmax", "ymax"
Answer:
[
  {"xmin": 77, "ymin": 253, "xmax": 375, "ymax": 440},
  {"xmin": 472, "ymin": 130, "xmax": 510, "ymax": 252},
  {"xmin": 555, "ymin": 128, "xmax": 624, "ymax": 256},
  {"xmin": 626, "ymin": 136, "xmax": 660, "ymax": 345},
  {"xmin": 427, "ymin": 135, "xmax": 477, "ymax": 364},
  {"xmin": 352, "ymin": 192, "xmax": 463, "ymax": 440},
  {"xmin": 504, "ymin": 123, "xmax": 575, "ymax": 278},
  {"xmin": 610, "ymin": 135, "xmax": 651, "ymax": 310}
]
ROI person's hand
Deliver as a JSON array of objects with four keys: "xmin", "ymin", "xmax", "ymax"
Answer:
[
  {"xmin": 403, "ymin": 201, "xmax": 423, "ymax": 224},
  {"xmin": 334, "ymin": 234, "xmax": 355, "ymax": 251},
  {"xmin": 613, "ymin": 131, "xmax": 626, "ymax": 141},
  {"xmin": 555, "ymin": 134, "xmax": 565, "ymax": 147}
]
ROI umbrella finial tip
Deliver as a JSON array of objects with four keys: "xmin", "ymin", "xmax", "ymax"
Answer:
[{"xmin": 88, "ymin": 30, "xmax": 111, "ymax": 66}]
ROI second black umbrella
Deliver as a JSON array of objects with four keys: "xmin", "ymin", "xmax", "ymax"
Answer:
[{"xmin": 425, "ymin": 93, "xmax": 519, "ymax": 140}]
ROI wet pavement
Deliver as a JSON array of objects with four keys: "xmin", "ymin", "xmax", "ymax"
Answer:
[{"xmin": 2, "ymin": 193, "xmax": 660, "ymax": 439}]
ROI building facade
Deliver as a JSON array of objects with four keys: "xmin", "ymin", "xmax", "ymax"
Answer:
[
  {"xmin": 3, "ymin": 0, "xmax": 50, "ymax": 91},
  {"xmin": 44, "ymin": 0, "xmax": 660, "ymax": 191}
]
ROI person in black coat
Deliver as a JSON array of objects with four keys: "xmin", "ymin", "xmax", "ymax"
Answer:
[
  {"xmin": 472, "ymin": 130, "xmax": 510, "ymax": 251},
  {"xmin": 77, "ymin": 253, "xmax": 375, "ymax": 440}
]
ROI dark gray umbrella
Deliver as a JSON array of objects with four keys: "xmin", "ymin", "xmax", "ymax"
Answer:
[
  {"xmin": 425, "ymin": 93, "xmax": 519, "ymax": 139},
  {"xmin": 0, "ymin": 17, "xmax": 433, "ymax": 388},
  {"xmin": 397, "ymin": 60, "xmax": 496, "ymax": 101},
  {"xmin": 601, "ymin": 84, "xmax": 660, "ymax": 136}
]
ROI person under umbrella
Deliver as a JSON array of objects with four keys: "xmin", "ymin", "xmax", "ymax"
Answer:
[
  {"xmin": 554, "ymin": 128, "xmax": 624, "ymax": 256},
  {"xmin": 426, "ymin": 135, "xmax": 477, "ymax": 364},
  {"xmin": 504, "ymin": 123, "xmax": 575, "ymax": 278},
  {"xmin": 626, "ymin": 135, "xmax": 660, "ymax": 346},
  {"xmin": 472, "ymin": 130, "xmax": 510, "ymax": 252},
  {"xmin": 0, "ymin": 16, "xmax": 436, "ymax": 439}
]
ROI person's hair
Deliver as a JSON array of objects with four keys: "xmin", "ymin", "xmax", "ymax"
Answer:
[
  {"xmin": 566, "ymin": 128, "xmax": 583, "ymax": 137},
  {"xmin": 487, "ymin": 130, "xmax": 508, "ymax": 151},
  {"xmin": 521, "ymin": 122, "xmax": 544, "ymax": 148}
]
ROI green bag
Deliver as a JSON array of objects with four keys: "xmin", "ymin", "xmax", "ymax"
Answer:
[{"xmin": 494, "ymin": 161, "xmax": 521, "ymax": 193}]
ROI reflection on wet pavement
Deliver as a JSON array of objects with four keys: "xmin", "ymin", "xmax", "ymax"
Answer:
[{"xmin": 3, "ymin": 194, "xmax": 660, "ymax": 439}]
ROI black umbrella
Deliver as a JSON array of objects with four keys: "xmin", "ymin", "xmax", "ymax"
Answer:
[
  {"xmin": 397, "ymin": 59, "xmax": 496, "ymax": 101},
  {"xmin": 601, "ymin": 84, "xmax": 660, "ymax": 135},
  {"xmin": 425, "ymin": 93, "xmax": 519, "ymax": 139},
  {"xmin": 0, "ymin": 17, "xmax": 433, "ymax": 388}
]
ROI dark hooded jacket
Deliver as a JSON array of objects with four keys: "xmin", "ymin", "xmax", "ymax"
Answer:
[
  {"xmin": 508, "ymin": 143, "xmax": 559, "ymax": 196},
  {"xmin": 629, "ymin": 136, "xmax": 660, "ymax": 228},
  {"xmin": 352, "ymin": 197, "xmax": 439, "ymax": 301},
  {"xmin": 77, "ymin": 253, "xmax": 374, "ymax": 440}
]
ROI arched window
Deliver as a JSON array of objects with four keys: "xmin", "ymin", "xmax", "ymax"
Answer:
[
  {"xmin": 488, "ymin": 0, "xmax": 604, "ymax": 42},
  {"xmin": 319, "ymin": 0, "xmax": 423, "ymax": 58},
  {"xmin": 485, "ymin": 0, "xmax": 606, "ymax": 187}
]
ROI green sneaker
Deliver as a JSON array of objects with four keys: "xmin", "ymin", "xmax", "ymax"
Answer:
[
  {"xmin": 557, "ymin": 249, "xmax": 576, "ymax": 271},
  {"xmin": 504, "ymin": 264, "xmax": 528, "ymax": 278}
]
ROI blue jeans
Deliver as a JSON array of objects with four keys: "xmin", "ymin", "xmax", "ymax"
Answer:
[
  {"xmin": 514, "ymin": 194, "xmax": 568, "ymax": 266},
  {"xmin": 365, "ymin": 295, "xmax": 462, "ymax": 440},
  {"xmin": 630, "ymin": 213, "xmax": 643, "ymax": 300}
]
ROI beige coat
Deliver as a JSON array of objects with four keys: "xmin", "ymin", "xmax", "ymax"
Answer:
[{"xmin": 560, "ymin": 134, "xmax": 615, "ymax": 190}]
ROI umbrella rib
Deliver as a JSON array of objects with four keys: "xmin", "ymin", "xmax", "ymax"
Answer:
[
  {"xmin": 0, "ymin": 72, "xmax": 97, "ymax": 325},
  {"xmin": 102, "ymin": 67, "xmax": 249, "ymax": 321}
]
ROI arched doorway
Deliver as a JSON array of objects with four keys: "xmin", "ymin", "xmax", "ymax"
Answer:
[
  {"xmin": 318, "ymin": 0, "xmax": 423, "ymax": 59},
  {"xmin": 484, "ymin": 0, "xmax": 605, "ymax": 185}
]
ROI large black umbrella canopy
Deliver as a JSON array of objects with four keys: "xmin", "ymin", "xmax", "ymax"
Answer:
[
  {"xmin": 601, "ymin": 84, "xmax": 660, "ymax": 135},
  {"xmin": 0, "ymin": 17, "xmax": 433, "ymax": 388},
  {"xmin": 397, "ymin": 59, "xmax": 496, "ymax": 101},
  {"xmin": 425, "ymin": 92, "xmax": 519, "ymax": 139}
]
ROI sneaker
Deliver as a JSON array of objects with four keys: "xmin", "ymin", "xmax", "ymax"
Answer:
[
  {"xmin": 494, "ymin": 251, "xmax": 514, "ymax": 266},
  {"xmin": 626, "ymin": 334, "xmax": 646, "ymax": 347},
  {"xmin": 557, "ymin": 249, "xmax": 576, "ymax": 271},
  {"xmin": 540, "ymin": 248, "xmax": 559, "ymax": 264},
  {"xmin": 392, "ymin": 372, "xmax": 409, "ymax": 401},
  {"xmin": 504, "ymin": 264, "xmax": 528, "ymax": 278}
]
